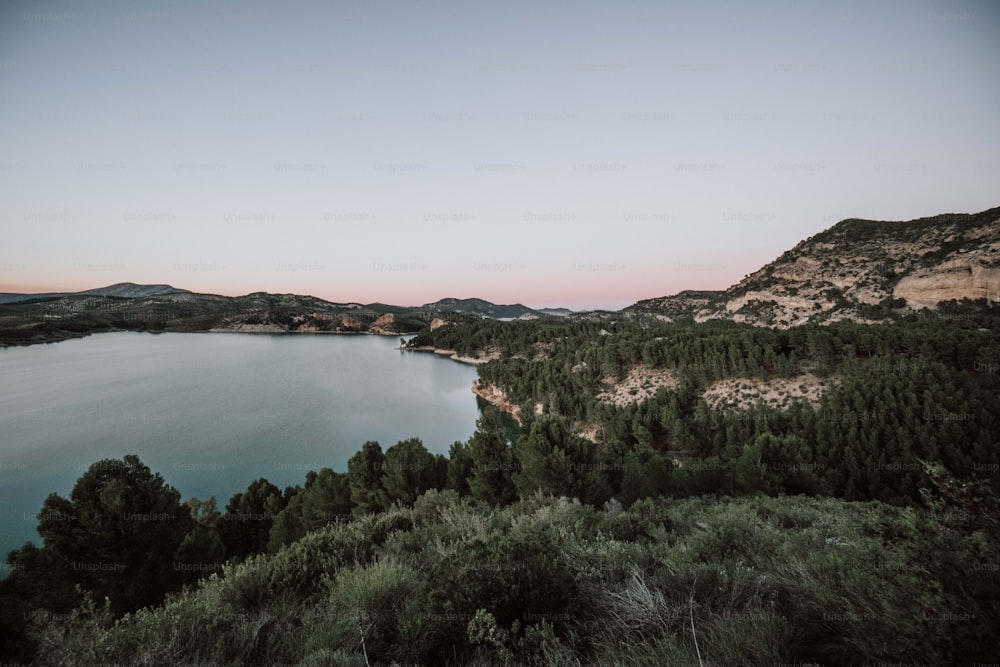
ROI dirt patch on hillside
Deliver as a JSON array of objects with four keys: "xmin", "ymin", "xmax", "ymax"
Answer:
[
  {"xmin": 703, "ymin": 373, "xmax": 834, "ymax": 410},
  {"xmin": 597, "ymin": 366, "xmax": 678, "ymax": 407},
  {"xmin": 574, "ymin": 421, "xmax": 603, "ymax": 443}
]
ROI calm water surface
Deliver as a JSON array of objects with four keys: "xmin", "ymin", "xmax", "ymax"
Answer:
[{"xmin": 0, "ymin": 332, "xmax": 480, "ymax": 564}]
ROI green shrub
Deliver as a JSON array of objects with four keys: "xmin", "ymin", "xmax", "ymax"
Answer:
[
  {"xmin": 315, "ymin": 558, "xmax": 428, "ymax": 664},
  {"xmin": 426, "ymin": 525, "xmax": 579, "ymax": 661},
  {"xmin": 31, "ymin": 494, "xmax": 1000, "ymax": 666}
]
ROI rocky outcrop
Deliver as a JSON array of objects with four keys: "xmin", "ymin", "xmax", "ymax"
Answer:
[
  {"xmin": 368, "ymin": 313, "xmax": 396, "ymax": 334},
  {"xmin": 338, "ymin": 313, "xmax": 367, "ymax": 329},
  {"xmin": 893, "ymin": 256, "xmax": 1000, "ymax": 308},
  {"xmin": 472, "ymin": 381, "xmax": 523, "ymax": 422}
]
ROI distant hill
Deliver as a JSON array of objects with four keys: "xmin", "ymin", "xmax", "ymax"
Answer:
[
  {"xmin": 625, "ymin": 206, "xmax": 1000, "ymax": 327},
  {"xmin": 421, "ymin": 297, "xmax": 538, "ymax": 319},
  {"xmin": 0, "ymin": 292, "xmax": 67, "ymax": 304},
  {"xmin": 0, "ymin": 286, "xmax": 570, "ymax": 346},
  {"xmin": 537, "ymin": 307, "xmax": 574, "ymax": 317},
  {"xmin": 78, "ymin": 282, "xmax": 192, "ymax": 298},
  {"xmin": 0, "ymin": 288, "xmax": 426, "ymax": 346},
  {"xmin": 625, "ymin": 290, "xmax": 723, "ymax": 321},
  {"xmin": 0, "ymin": 282, "xmax": 190, "ymax": 304}
]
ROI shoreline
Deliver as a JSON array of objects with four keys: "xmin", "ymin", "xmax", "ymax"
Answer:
[
  {"xmin": 205, "ymin": 328, "xmax": 420, "ymax": 337},
  {"xmin": 470, "ymin": 379, "xmax": 522, "ymax": 422},
  {"xmin": 1, "ymin": 327, "xmax": 423, "ymax": 349},
  {"xmin": 400, "ymin": 345, "xmax": 492, "ymax": 366}
]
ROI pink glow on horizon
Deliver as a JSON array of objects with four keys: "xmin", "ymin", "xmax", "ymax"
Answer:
[
  {"xmin": 0, "ymin": 275, "xmax": 737, "ymax": 311},
  {"xmin": 0, "ymin": 249, "xmax": 766, "ymax": 310}
]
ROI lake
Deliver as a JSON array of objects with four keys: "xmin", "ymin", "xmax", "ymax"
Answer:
[{"xmin": 0, "ymin": 331, "xmax": 481, "ymax": 568}]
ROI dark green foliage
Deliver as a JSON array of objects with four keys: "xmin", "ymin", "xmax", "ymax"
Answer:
[
  {"xmin": 731, "ymin": 434, "xmax": 780, "ymax": 494},
  {"xmin": 0, "ymin": 456, "xmax": 195, "ymax": 659},
  {"xmin": 416, "ymin": 315, "xmax": 999, "ymax": 506},
  {"xmin": 380, "ymin": 437, "xmax": 447, "ymax": 506},
  {"xmin": 513, "ymin": 416, "xmax": 612, "ymax": 505},
  {"xmin": 347, "ymin": 440, "xmax": 387, "ymax": 516},
  {"xmin": 217, "ymin": 478, "xmax": 286, "ymax": 560},
  {"xmin": 34, "ymin": 456, "xmax": 195, "ymax": 614},
  {"xmin": 174, "ymin": 526, "xmax": 225, "ymax": 584},
  {"xmin": 268, "ymin": 468, "xmax": 353, "ymax": 552},
  {"xmin": 174, "ymin": 496, "xmax": 225, "ymax": 583},
  {"xmin": 267, "ymin": 496, "xmax": 307, "ymax": 552},
  {"xmin": 0, "ymin": 542, "xmax": 82, "ymax": 661},
  {"xmin": 426, "ymin": 528, "xmax": 579, "ymax": 659},
  {"xmin": 618, "ymin": 441, "xmax": 672, "ymax": 506},
  {"xmin": 299, "ymin": 469, "xmax": 352, "ymax": 529},
  {"xmin": 322, "ymin": 558, "xmax": 428, "ymax": 663},
  {"xmin": 29, "ymin": 493, "xmax": 1000, "ymax": 666},
  {"xmin": 445, "ymin": 439, "xmax": 474, "ymax": 495},
  {"xmin": 466, "ymin": 407, "xmax": 517, "ymax": 505}
]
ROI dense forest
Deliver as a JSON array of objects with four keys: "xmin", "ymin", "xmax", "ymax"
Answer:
[
  {"xmin": 413, "ymin": 302, "xmax": 1000, "ymax": 503},
  {"xmin": 2, "ymin": 303, "xmax": 998, "ymax": 664}
]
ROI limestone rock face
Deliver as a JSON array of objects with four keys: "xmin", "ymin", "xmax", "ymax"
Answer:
[
  {"xmin": 894, "ymin": 257, "xmax": 1000, "ymax": 308},
  {"xmin": 368, "ymin": 313, "xmax": 396, "ymax": 334},
  {"xmin": 472, "ymin": 381, "xmax": 522, "ymax": 421},
  {"xmin": 338, "ymin": 313, "xmax": 366, "ymax": 329}
]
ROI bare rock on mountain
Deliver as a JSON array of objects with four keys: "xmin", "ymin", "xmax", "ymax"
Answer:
[
  {"xmin": 627, "ymin": 206, "xmax": 1000, "ymax": 327},
  {"xmin": 894, "ymin": 256, "xmax": 1000, "ymax": 308},
  {"xmin": 368, "ymin": 313, "xmax": 396, "ymax": 334}
]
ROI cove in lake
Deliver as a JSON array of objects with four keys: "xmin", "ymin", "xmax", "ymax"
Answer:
[{"xmin": 0, "ymin": 332, "xmax": 482, "ymax": 565}]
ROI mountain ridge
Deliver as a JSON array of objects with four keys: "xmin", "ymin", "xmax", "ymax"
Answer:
[
  {"xmin": 626, "ymin": 206, "xmax": 1000, "ymax": 326},
  {"xmin": 3, "ymin": 206, "xmax": 997, "ymax": 344},
  {"xmin": 0, "ymin": 287, "xmax": 562, "ymax": 346}
]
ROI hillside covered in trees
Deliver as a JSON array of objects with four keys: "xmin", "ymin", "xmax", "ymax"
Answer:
[
  {"xmin": 3, "ymin": 300, "xmax": 998, "ymax": 664},
  {"xmin": 410, "ymin": 302, "xmax": 1000, "ymax": 503}
]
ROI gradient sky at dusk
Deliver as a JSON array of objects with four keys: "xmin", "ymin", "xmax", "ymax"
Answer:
[{"xmin": 1, "ymin": 0, "xmax": 998, "ymax": 310}]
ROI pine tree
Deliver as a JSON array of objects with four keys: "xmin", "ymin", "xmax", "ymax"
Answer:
[
  {"xmin": 619, "ymin": 442, "xmax": 671, "ymax": 506},
  {"xmin": 446, "ymin": 440, "xmax": 474, "ymax": 495},
  {"xmin": 381, "ymin": 438, "xmax": 444, "ymax": 506},
  {"xmin": 467, "ymin": 408, "xmax": 517, "ymax": 506},
  {"xmin": 217, "ymin": 478, "xmax": 285, "ymax": 560},
  {"xmin": 348, "ymin": 440, "xmax": 386, "ymax": 517}
]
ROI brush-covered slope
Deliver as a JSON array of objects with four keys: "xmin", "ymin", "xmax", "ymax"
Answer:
[{"xmin": 27, "ymin": 492, "xmax": 1000, "ymax": 666}]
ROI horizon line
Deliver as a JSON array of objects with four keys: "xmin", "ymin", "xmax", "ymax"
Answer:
[{"xmin": 0, "ymin": 280, "xmax": 705, "ymax": 312}]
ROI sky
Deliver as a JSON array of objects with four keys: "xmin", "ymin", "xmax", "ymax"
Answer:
[{"xmin": 1, "ymin": 0, "xmax": 998, "ymax": 311}]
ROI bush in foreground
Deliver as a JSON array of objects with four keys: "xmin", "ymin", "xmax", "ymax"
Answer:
[{"xmin": 27, "ymin": 490, "xmax": 999, "ymax": 666}]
